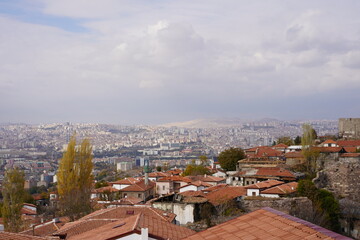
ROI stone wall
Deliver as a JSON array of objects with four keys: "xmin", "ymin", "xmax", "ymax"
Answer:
[
  {"xmin": 242, "ymin": 197, "xmax": 313, "ymax": 221},
  {"xmin": 314, "ymin": 160, "xmax": 360, "ymax": 202}
]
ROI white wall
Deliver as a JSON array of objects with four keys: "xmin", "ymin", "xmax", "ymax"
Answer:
[
  {"xmin": 156, "ymin": 182, "xmax": 171, "ymax": 196},
  {"xmin": 179, "ymin": 185, "xmax": 197, "ymax": 193},
  {"xmin": 260, "ymin": 193, "xmax": 280, "ymax": 198},
  {"xmin": 152, "ymin": 202, "xmax": 195, "ymax": 225},
  {"xmin": 119, "ymin": 233, "xmax": 157, "ymax": 240},
  {"xmin": 246, "ymin": 189, "xmax": 260, "ymax": 196}
]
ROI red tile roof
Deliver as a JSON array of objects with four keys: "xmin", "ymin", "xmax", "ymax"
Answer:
[
  {"xmin": 68, "ymin": 213, "xmax": 195, "ymax": 240},
  {"xmin": 183, "ymin": 207, "xmax": 352, "ymax": 240},
  {"xmin": 79, "ymin": 205, "xmax": 176, "ymax": 223},
  {"xmin": 166, "ymin": 169, "xmax": 183, "ymax": 175},
  {"xmin": 157, "ymin": 176, "xmax": 192, "ymax": 183},
  {"xmin": 92, "ymin": 186, "xmax": 119, "ymax": 193},
  {"xmin": 187, "ymin": 175, "xmax": 225, "ymax": 183},
  {"xmin": 120, "ymin": 180, "xmax": 155, "ymax": 192},
  {"xmin": 337, "ymin": 140, "xmax": 360, "ymax": 147},
  {"xmin": 21, "ymin": 217, "xmax": 69, "ymax": 237},
  {"xmin": 205, "ymin": 186, "xmax": 246, "ymax": 206},
  {"xmin": 115, "ymin": 197, "xmax": 143, "ymax": 205},
  {"xmin": 322, "ymin": 139, "xmax": 337, "ymax": 144},
  {"xmin": 54, "ymin": 219, "xmax": 117, "ymax": 239},
  {"xmin": 246, "ymin": 146, "xmax": 283, "ymax": 158},
  {"xmin": 110, "ymin": 177, "xmax": 140, "ymax": 185},
  {"xmin": 0, "ymin": 232, "xmax": 48, "ymax": 240},
  {"xmin": 254, "ymin": 167, "xmax": 296, "ymax": 179},
  {"xmin": 201, "ymin": 184, "xmax": 228, "ymax": 193},
  {"xmin": 343, "ymin": 147, "xmax": 357, "ymax": 153},
  {"xmin": 245, "ymin": 180, "xmax": 284, "ymax": 189},
  {"xmin": 312, "ymin": 147, "xmax": 345, "ymax": 153},
  {"xmin": 261, "ymin": 182, "xmax": 298, "ymax": 195},
  {"xmin": 181, "ymin": 180, "xmax": 212, "ymax": 188}
]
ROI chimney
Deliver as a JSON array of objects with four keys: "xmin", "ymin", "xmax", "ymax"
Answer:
[{"xmin": 141, "ymin": 228, "xmax": 148, "ymax": 240}]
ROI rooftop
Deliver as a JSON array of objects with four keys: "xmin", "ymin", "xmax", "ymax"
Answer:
[{"xmin": 184, "ymin": 207, "xmax": 352, "ymax": 240}]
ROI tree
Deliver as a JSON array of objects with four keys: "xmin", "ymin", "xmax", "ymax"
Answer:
[
  {"xmin": 301, "ymin": 124, "xmax": 319, "ymax": 175},
  {"xmin": 183, "ymin": 164, "xmax": 211, "ymax": 176},
  {"xmin": 297, "ymin": 180, "xmax": 341, "ymax": 232},
  {"xmin": 218, "ymin": 147, "xmax": 245, "ymax": 171},
  {"xmin": 199, "ymin": 155, "xmax": 208, "ymax": 165},
  {"xmin": 294, "ymin": 136, "xmax": 301, "ymax": 145},
  {"xmin": 2, "ymin": 168, "xmax": 25, "ymax": 232},
  {"xmin": 276, "ymin": 136, "xmax": 294, "ymax": 146},
  {"xmin": 57, "ymin": 136, "xmax": 93, "ymax": 220}
]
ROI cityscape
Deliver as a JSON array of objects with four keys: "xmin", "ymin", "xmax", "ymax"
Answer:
[{"xmin": 1, "ymin": 0, "xmax": 360, "ymax": 239}]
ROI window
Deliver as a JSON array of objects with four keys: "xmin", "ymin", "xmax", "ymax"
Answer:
[
  {"xmin": 124, "ymin": 193, "xmax": 127, "ymax": 198},
  {"xmin": 138, "ymin": 194, "xmax": 141, "ymax": 198},
  {"xmin": 163, "ymin": 186, "xmax": 165, "ymax": 190},
  {"xmin": 252, "ymin": 192, "xmax": 256, "ymax": 196}
]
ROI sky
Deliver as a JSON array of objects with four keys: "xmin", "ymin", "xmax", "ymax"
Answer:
[{"xmin": 1, "ymin": 0, "xmax": 360, "ymax": 125}]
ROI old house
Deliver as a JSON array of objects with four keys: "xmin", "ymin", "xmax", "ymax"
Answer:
[
  {"xmin": 119, "ymin": 180, "xmax": 155, "ymax": 202},
  {"xmin": 260, "ymin": 182, "xmax": 298, "ymax": 198},
  {"xmin": 245, "ymin": 180, "xmax": 284, "ymax": 197},
  {"xmin": 156, "ymin": 176, "xmax": 192, "ymax": 196}
]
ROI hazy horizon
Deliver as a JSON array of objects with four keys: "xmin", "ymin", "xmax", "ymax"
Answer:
[{"xmin": 1, "ymin": 1, "xmax": 360, "ymax": 124}]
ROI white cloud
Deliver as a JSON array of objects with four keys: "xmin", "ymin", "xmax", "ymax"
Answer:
[{"xmin": 1, "ymin": 1, "xmax": 360, "ymax": 123}]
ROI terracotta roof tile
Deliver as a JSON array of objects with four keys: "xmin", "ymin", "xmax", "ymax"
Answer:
[
  {"xmin": 336, "ymin": 140, "xmax": 360, "ymax": 147},
  {"xmin": 92, "ymin": 186, "xmax": 119, "ymax": 193},
  {"xmin": 184, "ymin": 208, "xmax": 351, "ymax": 240},
  {"xmin": 0, "ymin": 232, "xmax": 48, "ymax": 240},
  {"xmin": 311, "ymin": 147, "xmax": 345, "ymax": 153},
  {"xmin": 64, "ymin": 213, "xmax": 195, "ymax": 240},
  {"xmin": 110, "ymin": 177, "xmax": 140, "ymax": 185},
  {"xmin": 79, "ymin": 205, "xmax": 175, "ymax": 223},
  {"xmin": 245, "ymin": 180, "xmax": 284, "ymax": 189},
  {"xmin": 261, "ymin": 182, "xmax": 298, "ymax": 195},
  {"xmin": 206, "ymin": 186, "xmax": 246, "ymax": 205},
  {"xmin": 21, "ymin": 217, "xmax": 69, "ymax": 237},
  {"xmin": 157, "ymin": 176, "xmax": 192, "ymax": 183},
  {"xmin": 120, "ymin": 180, "xmax": 155, "ymax": 192}
]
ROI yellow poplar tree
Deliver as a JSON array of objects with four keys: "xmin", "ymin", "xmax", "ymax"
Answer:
[
  {"xmin": 2, "ymin": 168, "xmax": 25, "ymax": 232},
  {"xmin": 57, "ymin": 136, "xmax": 93, "ymax": 220},
  {"xmin": 301, "ymin": 124, "xmax": 319, "ymax": 175}
]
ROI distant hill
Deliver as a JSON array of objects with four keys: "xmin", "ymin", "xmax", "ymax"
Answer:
[{"xmin": 160, "ymin": 118, "xmax": 253, "ymax": 128}]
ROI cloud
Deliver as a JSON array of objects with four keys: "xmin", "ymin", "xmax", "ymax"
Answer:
[{"xmin": 1, "ymin": 1, "xmax": 360, "ymax": 123}]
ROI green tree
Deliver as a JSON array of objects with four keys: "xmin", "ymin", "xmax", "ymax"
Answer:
[
  {"xmin": 218, "ymin": 147, "xmax": 245, "ymax": 171},
  {"xmin": 294, "ymin": 136, "xmax": 301, "ymax": 145},
  {"xmin": 276, "ymin": 136, "xmax": 294, "ymax": 146},
  {"xmin": 57, "ymin": 136, "xmax": 93, "ymax": 220},
  {"xmin": 297, "ymin": 180, "xmax": 340, "ymax": 232},
  {"xmin": 2, "ymin": 168, "xmax": 25, "ymax": 232}
]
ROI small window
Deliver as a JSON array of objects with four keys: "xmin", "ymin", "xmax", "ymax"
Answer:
[
  {"xmin": 252, "ymin": 192, "xmax": 256, "ymax": 196},
  {"xmin": 163, "ymin": 186, "xmax": 165, "ymax": 190},
  {"xmin": 138, "ymin": 194, "xmax": 141, "ymax": 198}
]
